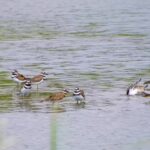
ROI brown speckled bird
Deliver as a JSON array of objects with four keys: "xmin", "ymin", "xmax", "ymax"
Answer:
[
  {"xmin": 31, "ymin": 72, "xmax": 48, "ymax": 89},
  {"xmin": 11, "ymin": 69, "xmax": 27, "ymax": 84},
  {"xmin": 42, "ymin": 89, "xmax": 69, "ymax": 102}
]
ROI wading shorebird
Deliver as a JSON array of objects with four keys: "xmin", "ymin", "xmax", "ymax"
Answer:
[
  {"xmin": 73, "ymin": 87, "xmax": 85, "ymax": 104},
  {"xmin": 20, "ymin": 79, "xmax": 32, "ymax": 96},
  {"xmin": 31, "ymin": 72, "xmax": 48, "ymax": 89},
  {"xmin": 11, "ymin": 69, "xmax": 27, "ymax": 84},
  {"xmin": 42, "ymin": 89, "xmax": 69, "ymax": 103},
  {"xmin": 126, "ymin": 78, "xmax": 148, "ymax": 96}
]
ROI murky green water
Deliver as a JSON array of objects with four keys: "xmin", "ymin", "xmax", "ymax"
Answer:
[{"xmin": 0, "ymin": 0, "xmax": 150, "ymax": 149}]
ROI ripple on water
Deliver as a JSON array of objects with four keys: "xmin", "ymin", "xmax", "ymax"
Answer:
[{"xmin": 0, "ymin": 0, "xmax": 150, "ymax": 149}]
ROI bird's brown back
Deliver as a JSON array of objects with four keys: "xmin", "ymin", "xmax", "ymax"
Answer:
[
  {"xmin": 135, "ymin": 85, "xmax": 145, "ymax": 92},
  {"xmin": 46, "ymin": 92, "xmax": 67, "ymax": 101},
  {"xmin": 17, "ymin": 74, "xmax": 27, "ymax": 80},
  {"xmin": 31, "ymin": 75, "xmax": 43, "ymax": 82},
  {"xmin": 80, "ymin": 89, "xmax": 85, "ymax": 99}
]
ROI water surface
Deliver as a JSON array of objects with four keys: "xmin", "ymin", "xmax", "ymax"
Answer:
[{"xmin": 0, "ymin": 0, "xmax": 150, "ymax": 150}]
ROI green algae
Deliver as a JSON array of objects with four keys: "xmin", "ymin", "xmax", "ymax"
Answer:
[
  {"xmin": 70, "ymin": 31, "xmax": 102, "ymax": 38},
  {"xmin": 114, "ymin": 33, "xmax": 146, "ymax": 38},
  {"xmin": 0, "ymin": 71, "xmax": 13, "ymax": 88},
  {"xmin": 84, "ymin": 22, "xmax": 99, "ymax": 30},
  {"xmin": 0, "ymin": 94, "xmax": 12, "ymax": 101},
  {"xmin": 0, "ymin": 93, "xmax": 12, "ymax": 112},
  {"xmin": 0, "ymin": 80, "xmax": 14, "ymax": 86},
  {"xmin": 135, "ymin": 68, "xmax": 150, "ymax": 77},
  {"xmin": 0, "ymin": 71, "xmax": 8, "ymax": 76},
  {"xmin": 0, "ymin": 71, "xmax": 13, "ymax": 87},
  {"xmin": 100, "ymin": 82, "xmax": 114, "ymax": 89},
  {"xmin": 47, "ymin": 81, "xmax": 65, "ymax": 89},
  {"xmin": 80, "ymin": 72, "xmax": 100, "ymax": 80},
  {"xmin": 0, "ymin": 26, "xmax": 61, "ymax": 41}
]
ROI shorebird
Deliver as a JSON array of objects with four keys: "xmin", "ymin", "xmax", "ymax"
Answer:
[
  {"xmin": 20, "ymin": 79, "xmax": 32, "ymax": 96},
  {"xmin": 73, "ymin": 87, "xmax": 85, "ymax": 104},
  {"xmin": 42, "ymin": 89, "xmax": 69, "ymax": 103},
  {"xmin": 11, "ymin": 70, "xmax": 27, "ymax": 84},
  {"xmin": 126, "ymin": 78, "xmax": 148, "ymax": 96},
  {"xmin": 31, "ymin": 72, "xmax": 48, "ymax": 89}
]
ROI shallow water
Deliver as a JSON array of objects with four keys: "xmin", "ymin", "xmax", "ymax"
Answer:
[{"xmin": 0, "ymin": 0, "xmax": 150, "ymax": 149}]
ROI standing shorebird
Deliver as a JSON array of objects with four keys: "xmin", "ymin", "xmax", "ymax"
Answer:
[
  {"xmin": 20, "ymin": 79, "xmax": 32, "ymax": 96},
  {"xmin": 126, "ymin": 78, "xmax": 148, "ymax": 96},
  {"xmin": 42, "ymin": 89, "xmax": 69, "ymax": 103},
  {"xmin": 31, "ymin": 72, "xmax": 48, "ymax": 90},
  {"xmin": 73, "ymin": 87, "xmax": 85, "ymax": 104},
  {"xmin": 11, "ymin": 70, "xmax": 27, "ymax": 85}
]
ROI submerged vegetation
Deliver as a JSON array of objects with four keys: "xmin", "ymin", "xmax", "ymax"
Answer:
[{"xmin": 0, "ymin": 24, "xmax": 61, "ymax": 41}]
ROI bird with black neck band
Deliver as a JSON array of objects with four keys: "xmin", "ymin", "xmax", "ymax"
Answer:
[
  {"xmin": 73, "ymin": 87, "xmax": 85, "ymax": 104},
  {"xmin": 20, "ymin": 79, "xmax": 32, "ymax": 96}
]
